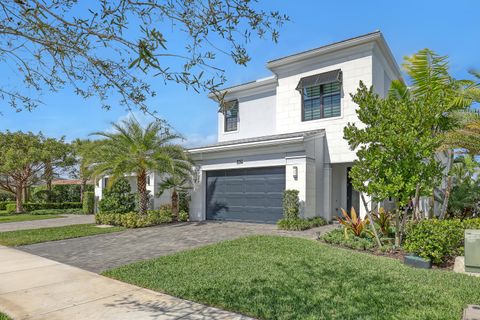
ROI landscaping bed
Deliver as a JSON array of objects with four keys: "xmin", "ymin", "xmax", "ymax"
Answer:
[
  {"xmin": 104, "ymin": 235, "xmax": 480, "ymax": 320},
  {"xmin": 0, "ymin": 224, "xmax": 125, "ymax": 246}
]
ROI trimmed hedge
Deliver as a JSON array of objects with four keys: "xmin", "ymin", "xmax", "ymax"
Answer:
[
  {"xmin": 277, "ymin": 217, "xmax": 327, "ymax": 231},
  {"xmin": 23, "ymin": 202, "xmax": 82, "ymax": 211},
  {"xmin": 283, "ymin": 189, "xmax": 300, "ymax": 220},
  {"xmin": 0, "ymin": 201, "xmax": 15, "ymax": 211},
  {"xmin": 28, "ymin": 208, "xmax": 84, "ymax": 215},
  {"xmin": 83, "ymin": 192, "xmax": 95, "ymax": 215},
  {"xmin": 96, "ymin": 205, "xmax": 188, "ymax": 228},
  {"xmin": 404, "ymin": 218, "xmax": 480, "ymax": 264}
]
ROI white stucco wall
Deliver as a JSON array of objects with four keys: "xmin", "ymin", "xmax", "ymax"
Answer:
[
  {"xmin": 218, "ymin": 90, "xmax": 276, "ymax": 142},
  {"xmin": 272, "ymin": 44, "xmax": 374, "ymax": 164}
]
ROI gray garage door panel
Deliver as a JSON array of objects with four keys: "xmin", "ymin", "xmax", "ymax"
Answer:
[{"xmin": 206, "ymin": 166, "xmax": 285, "ymax": 223}]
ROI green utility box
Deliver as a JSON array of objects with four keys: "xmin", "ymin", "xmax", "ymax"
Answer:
[{"xmin": 465, "ymin": 230, "xmax": 480, "ymax": 273}]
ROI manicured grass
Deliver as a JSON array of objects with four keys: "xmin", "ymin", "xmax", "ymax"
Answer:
[
  {"xmin": 0, "ymin": 214, "xmax": 61, "ymax": 223},
  {"xmin": 104, "ymin": 235, "xmax": 480, "ymax": 320},
  {"xmin": 0, "ymin": 224, "xmax": 125, "ymax": 246}
]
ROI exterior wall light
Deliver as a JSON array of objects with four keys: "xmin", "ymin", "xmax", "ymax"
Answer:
[{"xmin": 293, "ymin": 166, "xmax": 298, "ymax": 180}]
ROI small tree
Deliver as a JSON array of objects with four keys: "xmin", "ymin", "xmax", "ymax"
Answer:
[
  {"xmin": 282, "ymin": 189, "xmax": 300, "ymax": 220},
  {"xmin": 344, "ymin": 49, "xmax": 473, "ymax": 246},
  {"xmin": 98, "ymin": 178, "xmax": 136, "ymax": 214}
]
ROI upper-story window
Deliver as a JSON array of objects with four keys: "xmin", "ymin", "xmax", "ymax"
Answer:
[
  {"xmin": 297, "ymin": 69, "xmax": 342, "ymax": 121},
  {"xmin": 223, "ymin": 100, "xmax": 239, "ymax": 132}
]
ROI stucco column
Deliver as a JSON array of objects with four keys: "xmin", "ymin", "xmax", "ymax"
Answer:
[
  {"xmin": 189, "ymin": 170, "xmax": 206, "ymax": 221},
  {"xmin": 322, "ymin": 165, "xmax": 332, "ymax": 221},
  {"xmin": 285, "ymin": 156, "xmax": 307, "ymax": 217}
]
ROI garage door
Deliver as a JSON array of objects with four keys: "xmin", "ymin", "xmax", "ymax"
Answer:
[{"xmin": 206, "ymin": 166, "xmax": 285, "ymax": 223}]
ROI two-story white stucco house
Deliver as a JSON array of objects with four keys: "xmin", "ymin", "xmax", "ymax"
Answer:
[{"xmin": 187, "ymin": 31, "xmax": 403, "ymax": 223}]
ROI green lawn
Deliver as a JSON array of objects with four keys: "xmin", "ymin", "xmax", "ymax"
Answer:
[
  {"xmin": 104, "ymin": 235, "xmax": 480, "ymax": 320},
  {"xmin": 0, "ymin": 214, "xmax": 61, "ymax": 224},
  {"xmin": 0, "ymin": 224, "xmax": 125, "ymax": 246}
]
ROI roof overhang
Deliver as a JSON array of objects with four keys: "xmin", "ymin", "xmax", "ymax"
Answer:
[
  {"xmin": 266, "ymin": 31, "xmax": 402, "ymax": 81},
  {"xmin": 207, "ymin": 76, "xmax": 277, "ymax": 102},
  {"xmin": 188, "ymin": 130, "xmax": 325, "ymax": 155}
]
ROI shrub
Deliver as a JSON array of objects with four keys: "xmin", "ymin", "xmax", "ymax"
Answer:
[
  {"xmin": 337, "ymin": 207, "xmax": 372, "ymax": 238},
  {"xmin": 5, "ymin": 203, "xmax": 16, "ymax": 214},
  {"xmin": 96, "ymin": 204, "xmax": 174, "ymax": 228},
  {"xmin": 178, "ymin": 210, "xmax": 189, "ymax": 222},
  {"xmin": 321, "ymin": 228, "xmax": 376, "ymax": 251},
  {"xmin": 83, "ymin": 191, "xmax": 95, "ymax": 215},
  {"xmin": 96, "ymin": 210, "xmax": 173, "ymax": 228},
  {"xmin": 372, "ymin": 208, "xmax": 392, "ymax": 235},
  {"xmin": 23, "ymin": 202, "xmax": 82, "ymax": 211},
  {"xmin": 178, "ymin": 191, "xmax": 190, "ymax": 213},
  {"xmin": 0, "ymin": 201, "xmax": 15, "ymax": 210},
  {"xmin": 277, "ymin": 216, "xmax": 327, "ymax": 231},
  {"xmin": 283, "ymin": 189, "xmax": 300, "ymax": 220},
  {"xmin": 98, "ymin": 178, "xmax": 136, "ymax": 214},
  {"xmin": 0, "ymin": 191, "xmax": 15, "ymax": 201},
  {"xmin": 404, "ymin": 218, "xmax": 480, "ymax": 264},
  {"xmin": 29, "ymin": 208, "xmax": 83, "ymax": 215}
]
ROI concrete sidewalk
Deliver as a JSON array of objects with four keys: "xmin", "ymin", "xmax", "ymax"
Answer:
[
  {"xmin": 0, "ymin": 246, "xmax": 252, "ymax": 320},
  {"xmin": 0, "ymin": 214, "xmax": 94, "ymax": 232}
]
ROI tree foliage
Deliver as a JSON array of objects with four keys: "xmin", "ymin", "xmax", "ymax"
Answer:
[
  {"xmin": 85, "ymin": 116, "xmax": 190, "ymax": 215},
  {"xmin": 0, "ymin": 0, "xmax": 288, "ymax": 114},
  {"xmin": 447, "ymin": 155, "xmax": 480, "ymax": 219},
  {"xmin": 344, "ymin": 49, "xmax": 474, "ymax": 207}
]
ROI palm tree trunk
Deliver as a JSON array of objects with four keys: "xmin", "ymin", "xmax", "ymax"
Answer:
[
  {"xmin": 137, "ymin": 170, "xmax": 148, "ymax": 216},
  {"xmin": 16, "ymin": 185, "xmax": 24, "ymax": 213},
  {"xmin": 171, "ymin": 188, "xmax": 179, "ymax": 221}
]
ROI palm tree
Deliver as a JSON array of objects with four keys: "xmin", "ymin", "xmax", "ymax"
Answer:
[
  {"xmin": 157, "ymin": 163, "xmax": 194, "ymax": 221},
  {"xmin": 86, "ymin": 117, "xmax": 188, "ymax": 216}
]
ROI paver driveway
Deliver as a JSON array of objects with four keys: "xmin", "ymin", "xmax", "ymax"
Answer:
[{"xmin": 19, "ymin": 221, "xmax": 337, "ymax": 273}]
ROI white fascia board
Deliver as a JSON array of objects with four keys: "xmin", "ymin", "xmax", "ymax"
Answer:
[
  {"xmin": 266, "ymin": 32, "xmax": 382, "ymax": 70},
  {"xmin": 208, "ymin": 76, "xmax": 277, "ymax": 101},
  {"xmin": 189, "ymin": 136, "xmax": 304, "ymax": 154}
]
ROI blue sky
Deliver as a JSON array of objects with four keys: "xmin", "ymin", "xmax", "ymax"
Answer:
[{"xmin": 0, "ymin": 0, "xmax": 478, "ymax": 147}]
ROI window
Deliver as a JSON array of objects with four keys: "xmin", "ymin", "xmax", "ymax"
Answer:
[
  {"xmin": 302, "ymin": 82, "xmax": 341, "ymax": 121},
  {"xmin": 224, "ymin": 100, "xmax": 238, "ymax": 132},
  {"xmin": 147, "ymin": 175, "xmax": 151, "ymax": 186}
]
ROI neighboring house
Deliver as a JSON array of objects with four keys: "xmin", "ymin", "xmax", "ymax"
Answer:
[{"xmin": 188, "ymin": 31, "xmax": 403, "ymax": 223}]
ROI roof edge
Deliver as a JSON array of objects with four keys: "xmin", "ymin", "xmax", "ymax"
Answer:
[{"xmin": 266, "ymin": 31, "xmax": 382, "ymax": 69}]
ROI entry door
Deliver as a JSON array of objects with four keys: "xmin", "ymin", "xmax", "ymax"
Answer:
[
  {"xmin": 206, "ymin": 166, "xmax": 285, "ymax": 223},
  {"xmin": 346, "ymin": 167, "xmax": 360, "ymax": 214}
]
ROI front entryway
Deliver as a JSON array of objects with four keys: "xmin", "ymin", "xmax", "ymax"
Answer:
[
  {"xmin": 346, "ymin": 167, "xmax": 360, "ymax": 214},
  {"xmin": 206, "ymin": 166, "xmax": 285, "ymax": 223}
]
